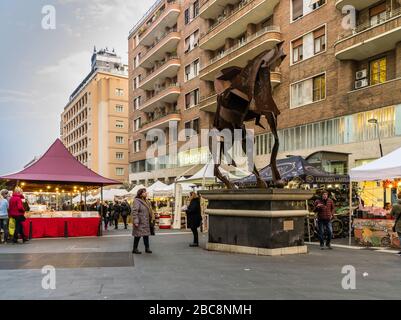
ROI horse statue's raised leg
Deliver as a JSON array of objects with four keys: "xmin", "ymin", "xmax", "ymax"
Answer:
[{"xmin": 265, "ymin": 112, "xmax": 284, "ymax": 188}]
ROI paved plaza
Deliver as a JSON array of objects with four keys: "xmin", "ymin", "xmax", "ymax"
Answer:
[{"xmin": 0, "ymin": 228, "xmax": 400, "ymax": 300}]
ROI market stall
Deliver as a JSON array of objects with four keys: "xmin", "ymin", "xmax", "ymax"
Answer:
[
  {"xmin": 0, "ymin": 139, "xmax": 120, "ymax": 239},
  {"xmin": 350, "ymin": 147, "xmax": 401, "ymax": 248}
]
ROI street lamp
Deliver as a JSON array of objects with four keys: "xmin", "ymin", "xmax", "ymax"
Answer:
[
  {"xmin": 368, "ymin": 118, "xmax": 383, "ymax": 157},
  {"xmin": 368, "ymin": 118, "xmax": 386, "ymax": 204}
]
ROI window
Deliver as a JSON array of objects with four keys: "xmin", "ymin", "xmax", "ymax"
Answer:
[
  {"xmin": 134, "ymin": 118, "xmax": 141, "ymax": 131},
  {"xmin": 193, "ymin": 118, "xmax": 200, "ymax": 134},
  {"xmin": 292, "ymin": 0, "xmax": 326, "ymax": 22},
  {"xmin": 313, "ymin": 74, "xmax": 326, "ymax": 102},
  {"xmin": 291, "ymin": 74, "xmax": 326, "ymax": 108},
  {"xmin": 134, "ymin": 97, "xmax": 141, "ymax": 110},
  {"xmin": 184, "ymin": 118, "xmax": 200, "ymax": 139},
  {"xmin": 313, "ymin": 27, "xmax": 326, "ymax": 54},
  {"xmin": 193, "ymin": 0, "xmax": 199, "ymax": 18},
  {"xmin": 134, "ymin": 76, "xmax": 141, "ymax": 90},
  {"xmin": 116, "ymin": 121, "xmax": 124, "ymax": 129},
  {"xmin": 370, "ymin": 2, "xmax": 386, "ymax": 27},
  {"xmin": 115, "ymin": 88, "xmax": 124, "ymax": 96},
  {"xmin": 292, "ymin": 0, "xmax": 303, "ymax": 21},
  {"xmin": 185, "ymin": 30, "xmax": 199, "ymax": 53},
  {"xmin": 185, "ymin": 59, "xmax": 200, "ymax": 81},
  {"xmin": 185, "ymin": 8, "xmax": 190, "ymax": 24},
  {"xmin": 134, "ymin": 53, "xmax": 141, "ymax": 68},
  {"xmin": 134, "ymin": 140, "xmax": 141, "ymax": 153},
  {"xmin": 370, "ymin": 57, "xmax": 387, "ymax": 85},
  {"xmin": 185, "ymin": 89, "xmax": 200, "ymax": 109},
  {"xmin": 116, "ymin": 168, "xmax": 124, "ymax": 176},
  {"xmin": 116, "ymin": 136, "xmax": 124, "ymax": 144},
  {"xmin": 116, "ymin": 152, "xmax": 124, "ymax": 160},
  {"xmin": 115, "ymin": 105, "xmax": 124, "ymax": 113},
  {"xmin": 292, "ymin": 38, "xmax": 303, "ymax": 63}
]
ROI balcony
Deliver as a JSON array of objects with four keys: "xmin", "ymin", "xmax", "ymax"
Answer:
[
  {"xmin": 138, "ymin": 2, "xmax": 180, "ymax": 47},
  {"xmin": 139, "ymin": 57, "xmax": 181, "ymax": 90},
  {"xmin": 199, "ymin": 93, "xmax": 217, "ymax": 113},
  {"xmin": 139, "ymin": 110, "xmax": 182, "ymax": 133},
  {"xmin": 139, "ymin": 29, "xmax": 181, "ymax": 69},
  {"xmin": 199, "ymin": 72, "xmax": 281, "ymax": 113},
  {"xmin": 200, "ymin": 26, "xmax": 282, "ymax": 81},
  {"xmin": 335, "ymin": 8, "xmax": 401, "ymax": 61},
  {"xmin": 140, "ymin": 84, "xmax": 181, "ymax": 112},
  {"xmin": 200, "ymin": 0, "xmax": 239, "ymax": 19},
  {"xmin": 335, "ymin": 0, "xmax": 380, "ymax": 10},
  {"xmin": 199, "ymin": 0, "xmax": 280, "ymax": 51}
]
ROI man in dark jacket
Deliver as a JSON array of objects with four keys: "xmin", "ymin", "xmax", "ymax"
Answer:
[
  {"xmin": 121, "ymin": 200, "xmax": 131, "ymax": 230},
  {"xmin": 113, "ymin": 201, "xmax": 121, "ymax": 230},
  {"xmin": 186, "ymin": 192, "xmax": 202, "ymax": 247},
  {"xmin": 314, "ymin": 190, "xmax": 335, "ymax": 250}
]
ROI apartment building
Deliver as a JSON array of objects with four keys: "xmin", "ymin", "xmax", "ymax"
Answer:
[
  {"xmin": 128, "ymin": 0, "xmax": 401, "ymax": 185},
  {"xmin": 60, "ymin": 48, "xmax": 130, "ymax": 183}
]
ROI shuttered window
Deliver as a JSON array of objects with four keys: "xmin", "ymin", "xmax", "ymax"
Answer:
[{"xmin": 292, "ymin": 0, "xmax": 303, "ymax": 21}]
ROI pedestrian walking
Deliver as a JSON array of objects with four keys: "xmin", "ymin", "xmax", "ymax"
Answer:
[
  {"xmin": 8, "ymin": 187, "xmax": 28, "ymax": 244},
  {"xmin": 131, "ymin": 188, "xmax": 155, "ymax": 254},
  {"xmin": 113, "ymin": 201, "xmax": 121, "ymax": 230},
  {"xmin": 314, "ymin": 190, "xmax": 335, "ymax": 250},
  {"xmin": 121, "ymin": 200, "xmax": 131, "ymax": 230},
  {"xmin": 0, "ymin": 190, "xmax": 9, "ymax": 244},
  {"xmin": 107, "ymin": 201, "xmax": 114, "ymax": 227},
  {"xmin": 391, "ymin": 193, "xmax": 401, "ymax": 255},
  {"xmin": 186, "ymin": 192, "xmax": 202, "ymax": 247}
]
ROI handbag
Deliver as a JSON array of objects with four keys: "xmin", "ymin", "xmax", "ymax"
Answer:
[
  {"xmin": 150, "ymin": 221, "xmax": 155, "ymax": 236},
  {"xmin": 8, "ymin": 218, "xmax": 15, "ymax": 237}
]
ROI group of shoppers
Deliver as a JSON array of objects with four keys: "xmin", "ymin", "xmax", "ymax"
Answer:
[
  {"xmin": 0, "ymin": 187, "xmax": 29, "ymax": 244},
  {"xmin": 92, "ymin": 199, "xmax": 131, "ymax": 231}
]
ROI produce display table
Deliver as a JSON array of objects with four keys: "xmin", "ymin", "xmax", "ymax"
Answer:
[
  {"xmin": 353, "ymin": 218, "xmax": 400, "ymax": 248},
  {"xmin": 22, "ymin": 217, "xmax": 101, "ymax": 239}
]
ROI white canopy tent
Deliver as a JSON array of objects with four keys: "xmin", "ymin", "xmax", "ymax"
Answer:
[
  {"xmin": 153, "ymin": 182, "xmax": 197, "ymax": 197},
  {"xmin": 350, "ymin": 147, "xmax": 401, "ymax": 181},
  {"xmin": 91, "ymin": 189, "xmax": 128, "ymax": 201},
  {"xmin": 146, "ymin": 181, "xmax": 170, "ymax": 198},
  {"xmin": 128, "ymin": 184, "xmax": 146, "ymax": 196}
]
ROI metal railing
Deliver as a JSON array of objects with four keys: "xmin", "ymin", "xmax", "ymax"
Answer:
[
  {"xmin": 141, "ymin": 83, "xmax": 180, "ymax": 107},
  {"xmin": 143, "ymin": 28, "xmax": 178, "ymax": 58},
  {"xmin": 129, "ymin": 0, "xmax": 177, "ymax": 37},
  {"xmin": 338, "ymin": 7, "xmax": 401, "ymax": 40},
  {"xmin": 203, "ymin": 26, "xmax": 280, "ymax": 68},
  {"xmin": 200, "ymin": 0, "xmax": 251, "ymax": 40},
  {"xmin": 140, "ymin": 56, "xmax": 179, "ymax": 83},
  {"xmin": 200, "ymin": 91, "xmax": 217, "ymax": 102},
  {"xmin": 140, "ymin": 109, "xmax": 181, "ymax": 128}
]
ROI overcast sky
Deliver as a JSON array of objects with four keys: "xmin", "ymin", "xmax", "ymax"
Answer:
[{"xmin": 0, "ymin": 0, "xmax": 150, "ymax": 175}]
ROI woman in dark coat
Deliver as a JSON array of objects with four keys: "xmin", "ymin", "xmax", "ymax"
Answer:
[
  {"xmin": 131, "ymin": 188, "xmax": 155, "ymax": 254},
  {"xmin": 186, "ymin": 192, "xmax": 202, "ymax": 247},
  {"xmin": 113, "ymin": 201, "xmax": 121, "ymax": 230}
]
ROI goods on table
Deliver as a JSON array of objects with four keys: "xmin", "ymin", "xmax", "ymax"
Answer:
[
  {"xmin": 353, "ymin": 218, "xmax": 399, "ymax": 248},
  {"xmin": 25, "ymin": 211, "xmax": 99, "ymax": 218}
]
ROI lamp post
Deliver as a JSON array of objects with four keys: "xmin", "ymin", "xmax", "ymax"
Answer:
[
  {"xmin": 368, "ymin": 118, "xmax": 386, "ymax": 203},
  {"xmin": 368, "ymin": 118, "xmax": 383, "ymax": 157}
]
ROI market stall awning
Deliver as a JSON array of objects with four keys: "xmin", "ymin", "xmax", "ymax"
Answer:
[
  {"xmin": 235, "ymin": 156, "xmax": 350, "ymax": 186},
  {"xmin": 184, "ymin": 161, "xmax": 243, "ymax": 185},
  {"xmin": 350, "ymin": 146, "xmax": 401, "ymax": 181},
  {"xmin": 0, "ymin": 139, "xmax": 120, "ymax": 190}
]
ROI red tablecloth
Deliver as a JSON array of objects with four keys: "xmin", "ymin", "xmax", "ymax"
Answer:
[{"xmin": 22, "ymin": 217, "xmax": 101, "ymax": 239}]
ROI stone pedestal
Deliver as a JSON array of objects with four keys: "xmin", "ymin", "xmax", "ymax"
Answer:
[{"xmin": 200, "ymin": 189, "xmax": 314, "ymax": 256}]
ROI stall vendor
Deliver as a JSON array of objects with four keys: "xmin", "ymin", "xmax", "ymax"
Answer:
[{"xmin": 390, "ymin": 193, "xmax": 401, "ymax": 254}]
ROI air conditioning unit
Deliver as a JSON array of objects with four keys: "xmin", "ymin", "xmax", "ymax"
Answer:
[
  {"xmin": 355, "ymin": 79, "xmax": 368, "ymax": 89},
  {"xmin": 356, "ymin": 69, "xmax": 367, "ymax": 80}
]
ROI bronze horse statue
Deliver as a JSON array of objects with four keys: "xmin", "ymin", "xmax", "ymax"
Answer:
[{"xmin": 211, "ymin": 42, "xmax": 286, "ymax": 189}]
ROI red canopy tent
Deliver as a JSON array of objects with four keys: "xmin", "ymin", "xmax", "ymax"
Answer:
[{"xmin": 0, "ymin": 139, "xmax": 120, "ymax": 192}]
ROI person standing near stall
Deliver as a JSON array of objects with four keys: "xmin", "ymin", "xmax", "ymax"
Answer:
[
  {"xmin": 8, "ymin": 187, "xmax": 28, "ymax": 244},
  {"xmin": 0, "ymin": 190, "xmax": 9, "ymax": 244},
  {"xmin": 186, "ymin": 192, "xmax": 202, "ymax": 247},
  {"xmin": 314, "ymin": 190, "xmax": 335, "ymax": 250},
  {"xmin": 121, "ymin": 200, "xmax": 131, "ymax": 230},
  {"xmin": 113, "ymin": 200, "xmax": 121, "ymax": 230},
  {"xmin": 131, "ymin": 188, "xmax": 155, "ymax": 254},
  {"xmin": 391, "ymin": 193, "xmax": 401, "ymax": 255}
]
